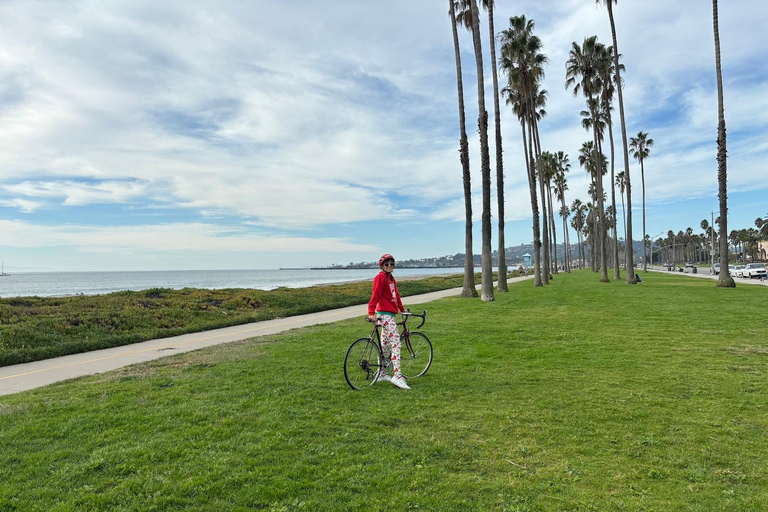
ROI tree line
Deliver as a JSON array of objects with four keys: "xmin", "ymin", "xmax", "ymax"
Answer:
[
  {"xmin": 652, "ymin": 215, "xmax": 768, "ymax": 265},
  {"xmin": 448, "ymin": 0, "xmax": 736, "ymax": 295}
]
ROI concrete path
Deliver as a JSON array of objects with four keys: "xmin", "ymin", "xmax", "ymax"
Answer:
[{"xmin": 0, "ymin": 274, "xmax": 534, "ymax": 396}]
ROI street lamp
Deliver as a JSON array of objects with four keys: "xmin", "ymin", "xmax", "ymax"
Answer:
[{"xmin": 649, "ymin": 232, "xmax": 666, "ymax": 269}]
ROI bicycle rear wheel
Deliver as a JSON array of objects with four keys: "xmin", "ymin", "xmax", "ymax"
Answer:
[
  {"xmin": 344, "ymin": 338, "xmax": 383, "ymax": 390},
  {"xmin": 399, "ymin": 331, "xmax": 433, "ymax": 378}
]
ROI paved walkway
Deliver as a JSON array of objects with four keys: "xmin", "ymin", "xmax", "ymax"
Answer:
[{"xmin": 0, "ymin": 275, "xmax": 534, "ymax": 396}]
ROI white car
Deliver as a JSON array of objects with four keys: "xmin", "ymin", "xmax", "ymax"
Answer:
[
  {"xmin": 743, "ymin": 263, "xmax": 767, "ymax": 279},
  {"xmin": 733, "ymin": 265, "xmax": 746, "ymax": 278}
]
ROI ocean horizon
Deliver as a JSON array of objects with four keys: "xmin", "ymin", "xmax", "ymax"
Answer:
[{"xmin": 0, "ymin": 267, "xmax": 468, "ymax": 298}]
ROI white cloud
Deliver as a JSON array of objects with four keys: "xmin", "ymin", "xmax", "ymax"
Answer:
[
  {"xmin": 0, "ymin": 0, "xmax": 765, "ymax": 270},
  {"xmin": 0, "ymin": 219, "xmax": 376, "ymax": 254}
]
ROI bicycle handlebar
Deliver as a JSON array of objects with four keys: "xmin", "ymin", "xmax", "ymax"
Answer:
[
  {"xmin": 401, "ymin": 309, "xmax": 428, "ymax": 329},
  {"xmin": 367, "ymin": 309, "xmax": 428, "ymax": 329}
]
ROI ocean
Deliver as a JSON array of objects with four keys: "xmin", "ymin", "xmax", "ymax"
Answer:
[{"xmin": 0, "ymin": 268, "xmax": 466, "ymax": 298}]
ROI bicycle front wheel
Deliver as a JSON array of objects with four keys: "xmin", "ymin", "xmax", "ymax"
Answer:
[
  {"xmin": 344, "ymin": 338, "xmax": 383, "ymax": 390},
  {"xmin": 400, "ymin": 331, "xmax": 433, "ymax": 378}
]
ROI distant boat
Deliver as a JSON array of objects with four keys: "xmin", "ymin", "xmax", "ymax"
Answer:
[{"xmin": 0, "ymin": 262, "xmax": 9, "ymax": 277}]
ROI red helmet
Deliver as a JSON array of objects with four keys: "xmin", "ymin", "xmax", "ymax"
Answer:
[{"xmin": 378, "ymin": 254, "xmax": 395, "ymax": 267}]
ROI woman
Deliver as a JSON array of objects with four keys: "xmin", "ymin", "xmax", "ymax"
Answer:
[{"xmin": 367, "ymin": 253, "xmax": 410, "ymax": 390}]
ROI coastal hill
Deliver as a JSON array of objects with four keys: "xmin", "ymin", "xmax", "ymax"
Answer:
[{"xmin": 317, "ymin": 240, "xmax": 647, "ymax": 270}]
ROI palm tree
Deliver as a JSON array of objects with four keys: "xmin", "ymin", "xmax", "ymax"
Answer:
[
  {"xmin": 757, "ymin": 215, "xmax": 768, "ymax": 240},
  {"xmin": 598, "ymin": 44, "xmax": 623, "ymax": 280},
  {"xmin": 595, "ymin": 0, "xmax": 636, "ymax": 284},
  {"xmin": 629, "ymin": 131, "xmax": 654, "ymax": 272},
  {"xmin": 712, "ymin": 0, "xmax": 734, "ymax": 287},
  {"xmin": 553, "ymin": 151, "xmax": 571, "ymax": 272},
  {"xmin": 499, "ymin": 15, "xmax": 548, "ymax": 286},
  {"xmin": 480, "ymin": 0, "xmax": 507, "ymax": 292},
  {"xmin": 448, "ymin": 0, "xmax": 477, "ymax": 298},
  {"xmin": 566, "ymin": 36, "xmax": 609, "ymax": 282},
  {"xmin": 616, "ymin": 170, "xmax": 626, "ymax": 242},
  {"xmin": 541, "ymin": 151, "xmax": 559, "ymax": 275},
  {"xmin": 700, "ymin": 218, "xmax": 710, "ymax": 266},
  {"xmin": 531, "ymin": 90, "xmax": 552, "ymax": 283},
  {"xmin": 462, "ymin": 0, "xmax": 494, "ymax": 300},
  {"xmin": 502, "ymin": 84, "xmax": 542, "ymax": 286},
  {"xmin": 559, "ymin": 204, "xmax": 572, "ymax": 272},
  {"xmin": 571, "ymin": 199, "xmax": 588, "ymax": 269}
]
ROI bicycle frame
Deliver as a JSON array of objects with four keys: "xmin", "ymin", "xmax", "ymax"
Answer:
[{"xmin": 370, "ymin": 310, "xmax": 427, "ymax": 360}]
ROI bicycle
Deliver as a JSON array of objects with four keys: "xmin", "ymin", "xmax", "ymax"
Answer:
[{"xmin": 343, "ymin": 309, "xmax": 433, "ymax": 390}]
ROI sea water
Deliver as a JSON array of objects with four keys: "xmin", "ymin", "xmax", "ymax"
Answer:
[{"xmin": 0, "ymin": 268, "xmax": 466, "ymax": 298}]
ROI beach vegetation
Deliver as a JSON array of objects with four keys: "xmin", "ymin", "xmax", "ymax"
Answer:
[{"xmin": 0, "ymin": 272, "xmax": 511, "ymax": 367}]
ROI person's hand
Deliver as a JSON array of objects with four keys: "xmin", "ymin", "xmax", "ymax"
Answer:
[{"xmin": 368, "ymin": 314, "xmax": 376, "ymax": 323}]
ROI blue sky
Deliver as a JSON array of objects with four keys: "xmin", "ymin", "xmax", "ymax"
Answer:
[{"xmin": 0, "ymin": 0, "xmax": 766, "ymax": 271}]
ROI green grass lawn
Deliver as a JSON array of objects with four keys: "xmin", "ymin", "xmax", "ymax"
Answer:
[{"xmin": 1, "ymin": 270, "xmax": 767, "ymax": 511}]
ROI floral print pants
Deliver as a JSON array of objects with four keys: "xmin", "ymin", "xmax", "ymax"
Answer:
[{"xmin": 377, "ymin": 314, "xmax": 402, "ymax": 377}]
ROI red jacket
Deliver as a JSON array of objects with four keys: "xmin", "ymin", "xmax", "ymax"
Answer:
[{"xmin": 368, "ymin": 271, "xmax": 404, "ymax": 316}]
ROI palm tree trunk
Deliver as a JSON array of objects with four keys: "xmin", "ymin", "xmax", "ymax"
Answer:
[
  {"xmin": 641, "ymin": 157, "xmax": 647, "ymax": 272},
  {"xmin": 591, "ymin": 103, "xmax": 609, "ymax": 282},
  {"xmin": 486, "ymin": 0, "xmax": 507, "ymax": 293},
  {"xmin": 606, "ymin": 1, "xmax": 636, "ymax": 284},
  {"xmin": 713, "ymin": 0, "xmax": 734, "ymax": 287},
  {"xmin": 607, "ymin": 115, "xmax": 620, "ymax": 280},
  {"xmin": 620, "ymin": 192, "xmax": 626, "ymax": 247},
  {"xmin": 531, "ymin": 114, "xmax": 550, "ymax": 284},
  {"xmin": 548, "ymin": 184, "xmax": 558, "ymax": 274},
  {"xmin": 449, "ymin": 0, "xmax": 477, "ymax": 298},
  {"xmin": 563, "ymin": 217, "xmax": 569, "ymax": 271},
  {"xmin": 523, "ymin": 120, "xmax": 543, "ymax": 286},
  {"xmin": 467, "ymin": 0, "xmax": 494, "ymax": 301}
]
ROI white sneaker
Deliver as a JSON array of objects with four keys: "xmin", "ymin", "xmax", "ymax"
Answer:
[
  {"xmin": 376, "ymin": 373, "xmax": 391, "ymax": 384},
  {"xmin": 391, "ymin": 375, "xmax": 410, "ymax": 390}
]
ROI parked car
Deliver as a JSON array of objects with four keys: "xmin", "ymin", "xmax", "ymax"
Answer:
[
  {"xmin": 743, "ymin": 263, "xmax": 767, "ymax": 279},
  {"xmin": 712, "ymin": 263, "xmax": 720, "ymax": 275},
  {"xmin": 734, "ymin": 265, "xmax": 746, "ymax": 278}
]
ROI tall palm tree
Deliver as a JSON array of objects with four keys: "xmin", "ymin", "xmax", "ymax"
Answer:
[
  {"xmin": 502, "ymin": 84, "xmax": 542, "ymax": 286},
  {"xmin": 571, "ymin": 199, "xmax": 588, "ymax": 269},
  {"xmin": 461, "ymin": 0, "xmax": 494, "ymax": 300},
  {"xmin": 531, "ymin": 90, "xmax": 551, "ymax": 283},
  {"xmin": 578, "ymin": 140, "xmax": 602, "ymax": 271},
  {"xmin": 559, "ymin": 204, "xmax": 572, "ymax": 272},
  {"xmin": 566, "ymin": 36, "xmax": 609, "ymax": 282},
  {"xmin": 541, "ymin": 151, "xmax": 558, "ymax": 275},
  {"xmin": 598, "ymin": 44, "xmax": 623, "ymax": 280},
  {"xmin": 629, "ymin": 131, "xmax": 654, "ymax": 272},
  {"xmin": 615, "ymin": 170, "xmax": 626, "ymax": 241},
  {"xmin": 712, "ymin": 0, "xmax": 734, "ymax": 287},
  {"xmin": 595, "ymin": 0, "xmax": 636, "ymax": 284},
  {"xmin": 448, "ymin": 0, "xmax": 477, "ymax": 298},
  {"xmin": 499, "ymin": 15, "xmax": 548, "ymax": 286},
  {"xmin": 480, "ymin": 0, "xmax": 507, "ymax": 292},
  {"xmin": 553, "ymin": 152, "xmax": 571, "ymax": 272}
]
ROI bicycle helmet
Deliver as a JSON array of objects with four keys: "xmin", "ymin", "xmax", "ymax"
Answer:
[{"xmin": 378, "ymin": 253, "xmax": 395, "ymax": 267}]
